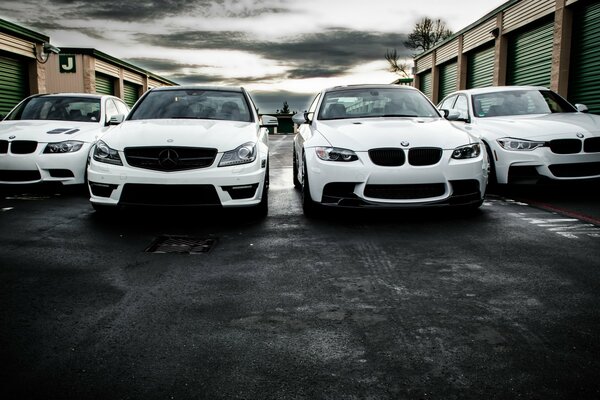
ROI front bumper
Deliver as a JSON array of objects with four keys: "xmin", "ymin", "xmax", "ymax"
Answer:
[
  {"xmin": 492, "ymin": 146, "xmax": 600, "ymax": 184},
  {"xmin": 305, "ymin": 149, "xmax": 487, "ymax": 208},
  {"xmin": 88, "ymin": 157, "xmax": 267, "ymax": 208},
  {"xmin": 0, "ymin": 143, "xmax": 90, "ymax": 185}
]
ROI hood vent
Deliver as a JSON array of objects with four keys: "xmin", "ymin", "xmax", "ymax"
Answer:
[{"xmin": 47, "ymin": 128, "xmax": 80, "ymax": 135}]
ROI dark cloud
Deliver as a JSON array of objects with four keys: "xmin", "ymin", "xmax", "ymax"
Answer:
[
  {"xmin": 124, "ymin": 57, "xmax": 286, "ymax": 87},
  {"xmin": 0, "ymin": 0, "xmax": 290, "ymax": 23},
  {"xmin": 124, "ymin": 58, "xmax": 208, "ymax": 73},
  {"xmin": 137, "ymin": 28, "xmax": 410, "ymax": 79}
]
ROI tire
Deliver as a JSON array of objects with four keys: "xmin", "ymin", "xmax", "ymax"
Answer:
[
  {"xmin": 484, "ymin": 142, "xmax": 499, "ymax": 192},
  {"xmin": 252, "ymin": 160, "xmax": 269, "ymax": 218},
  {"xmin": 293, "ymin": 148, "xmax": 301, "ymax": 189},
  {"xmin": 301, "ymin": 156, "xmax": 320, "ymax": 217}
]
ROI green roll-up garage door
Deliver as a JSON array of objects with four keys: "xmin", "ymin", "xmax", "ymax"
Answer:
[
  {"xmin": 123, "ymin": 81, "xmax": 140, "ymax": 108},
  {"xmin": 0, "ymin": 56, "xmax": 28, "ymax": 117},
  {"xmin": 569, "ymin": 2, "xmax": 600, "ymax": 114},
  {"xmin": 507, "ymin": 21, "xmax": 553, "ymax": 87},
  {"xmin": 467, "ymin": 45, "xmax": 494, "ymax": 89},
  {"xmin": 95, "ymin": 73, "xmax": 114, "ymax": 95},
  {"xmin": 439, "ymin": 61, "xmax": 458, "ymax": 100},
  {"xmin": 419, "ymin": 71, "xmax": 432, "ymax": 99}
]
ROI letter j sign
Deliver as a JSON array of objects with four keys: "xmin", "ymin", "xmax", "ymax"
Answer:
[{"xmin": 59, "ymin": 55, "xmax": 76, "ymax": 73}]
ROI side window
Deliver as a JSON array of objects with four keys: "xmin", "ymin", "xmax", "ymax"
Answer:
[
  {"xmin": 439, "ymin": 95, "xmax": 457, "ymax": 110},
  {"xmin": 105, "ymin": 99, "xmax": 119, "ymax": 122},
  {"xmin": 115, "ymin": 100, "xmax": 129, "ymax": 116},
  {"xmin": 454, "ymin": 95, "xmax": 469, "ymax": 120}
]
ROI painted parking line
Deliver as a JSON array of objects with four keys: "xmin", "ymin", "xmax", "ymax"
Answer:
[
  {"xmin": 513, "ymin": 199, "xmax": 600, "ymax": 227},
  {"xmin": 494, "ymin": 196, "xmax": 600, "ymax": 239}
]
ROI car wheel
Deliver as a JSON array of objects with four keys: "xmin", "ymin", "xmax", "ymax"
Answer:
[
  {"xmin": 253, "ymin": 160, "xmax": 269, "ymax": 218},
  {"xmin": 293, "ymin": 148, "xmax": 301, "ymax": 189},
  {"xmin": 484, "ymin": 142, "xmax": 498, "ymax": 191},
  {"xmin": 301, "ymin": 155, "xmax": 320, "ymax": 217}
]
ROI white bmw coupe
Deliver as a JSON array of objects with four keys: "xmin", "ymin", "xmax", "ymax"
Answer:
[
  {"xmin": 87, "ymin": 86, "xmax": 271, "ymax": 214},
  {"xmin": 438, "ymin": 86, "xmax": 600, "ymax": 185},
  {"xmin": 0, "ymin": 93, "xmax": 129, "ymax": 186},
  {"xmin": 292, "ymin": 84, "xmax": 488, "ymax": 215}
]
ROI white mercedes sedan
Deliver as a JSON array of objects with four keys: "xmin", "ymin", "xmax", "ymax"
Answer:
[
  {"xmin": 87, "ymin": 86, "xmax": 271, "ymax": 215},
  {"xmin": 292, "ymin": 84, "xmax": 488, "ymax": 215},
  {"xmin": 438, "ymin": 86, "xmax": 600, "ymax": 185},
  {"xmin": 0, "ymin": 93, "xmax": 129, "ymax": 186}
]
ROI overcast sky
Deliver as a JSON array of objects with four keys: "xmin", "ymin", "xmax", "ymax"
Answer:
[{"xmin": 1, "ymin": 0, "xmax": 506, "ymax": 112}]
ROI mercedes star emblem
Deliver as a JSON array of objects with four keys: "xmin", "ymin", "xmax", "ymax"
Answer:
[
  {"xmin": 158, "ymin": 148, "xmax": 179, "ymax": 169},
  {"xmin": 400, "ymin": 141, "xmax": 410, "ymax": 147},
  {"xmin": 576, "ymin": 133, "xmax": 584, "ymax": 138},
  {"xmin": 9, "ymin": 135, "xmax": 16, "ymax": 139}
]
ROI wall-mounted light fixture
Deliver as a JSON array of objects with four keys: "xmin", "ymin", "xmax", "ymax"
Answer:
[
  {"xmin": 490, "ymin": 27, "xmax": 500, "ymax": 39},
  {"xmin": 33, "ymin": 42, "xmax": 61, "ymax": 64}
]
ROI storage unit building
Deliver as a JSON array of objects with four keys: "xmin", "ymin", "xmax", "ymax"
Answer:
[{"xmin": 412, "ymin": 0, "xmax": 600, "ymax": 114}]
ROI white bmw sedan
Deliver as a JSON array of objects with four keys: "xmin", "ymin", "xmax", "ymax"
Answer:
[
  {"xmin": 438, "ymin": 86, "xmax": 600, "ymax": 185},
  {"xmin": 87, "ymin": 86, "xmax": 270, "ymax": 214},
  {"xmin": 0, "ymin": 93, "xmax": 129, "ymax": 186},
  {"xmin": 292, "ymin": 84, "xmax": 488, "ymax": 215}
]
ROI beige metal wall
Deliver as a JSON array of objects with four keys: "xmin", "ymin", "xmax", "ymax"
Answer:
[{"xmin": 45, "ymin": 53, "xmax": 85, "ymax": 93}]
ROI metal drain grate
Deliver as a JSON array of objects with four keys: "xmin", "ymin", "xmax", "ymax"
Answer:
[{"xmin": 145, "ymin": 235, "xmax": 217, "ymax": 254}]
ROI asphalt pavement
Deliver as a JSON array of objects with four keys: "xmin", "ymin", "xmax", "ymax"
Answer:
[{"xmin": 1, "ymin": 135, "xmax": 599, "ymax": 400}]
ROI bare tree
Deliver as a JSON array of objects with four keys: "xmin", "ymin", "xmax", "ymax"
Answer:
[
  {"xmin": 385, "ymin": 49, "xmax": 411, "ymax": 78},
  {"xmin": 281, "ymin": 101, "xmax": 290, "ymax": 114},
  {"xmin": 404, "ymin": 17, "xmax": 453, "ymax": 54}
]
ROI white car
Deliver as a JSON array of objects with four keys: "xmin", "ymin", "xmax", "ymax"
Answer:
[
  {"xmin": 0, "ymin": 93, "xmax": 129, "ymax": 186},
  {"xmin": 292, "ymin": 84, "xmax": 488, "ymax": 215},
  {"xmin": 87, "ymin": 86, "xmax": 271, "ymax": 214},
  {"xmin": 438, "ymin": 86, "xmax": 600, "ymax": 185}
]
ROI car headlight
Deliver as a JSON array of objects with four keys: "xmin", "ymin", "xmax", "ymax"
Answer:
[
  {"xmin": 219, "ymin": 142, "xmax": 256, "ymax": 167},
  {"xmin": 43, "ymin": 140, "xmax": 84, "ymax": 153},
  {"xmin": 93, "ymin": 140, "xmax": 122, "ymax": 165},
  {"xmin": 497, "ymin": 138, "xmax": 545, "ymax": 151},
  {"xmin": 315, "ymin": 147, "xmax": 358, "ymax": 162},
  {"xmin": 451, "ymin": 143, "xmax": 481, "ymax": 159}
]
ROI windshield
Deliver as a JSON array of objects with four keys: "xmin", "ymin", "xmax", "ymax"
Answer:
[
  {"xmin": 472, "ymin": 89, "xmax": 577, "ymax": 118},
  {"xmin": 6, "ymin": 96, "xmax": 101, "ymax": 122},
  {"xmin": 318, "ymin": 88, "xmax": 440, "ymax": 120},
  {"xmin": 129, "ymin": 89, "xmax": 253, "ymax": 122}
]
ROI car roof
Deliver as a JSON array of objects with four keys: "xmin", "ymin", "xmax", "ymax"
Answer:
[
  {"xmin": 35, "ymin": 93, "xmax": 108, "ymax": 99},
  {"xmin": 150, "ymin": 85, "xmax": 245, "ymax": 93},
  {"xmin": 322, "ymin": 84, "xmax": 419, "ymax": 94},
  {"xmin": 456, "ymin": 85, "xmax": 549, "ymax": 95}
]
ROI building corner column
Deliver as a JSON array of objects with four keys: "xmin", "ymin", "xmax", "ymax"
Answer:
[{"xmin": 551, "ymin": 0, "xmax": 572, "ymax": 96}]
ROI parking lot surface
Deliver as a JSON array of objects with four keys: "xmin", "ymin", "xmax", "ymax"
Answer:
[{"xmin": 1, "ymin": 135, "xmax": 599, "ymax": 399}]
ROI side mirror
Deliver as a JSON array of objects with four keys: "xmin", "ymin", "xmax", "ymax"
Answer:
[
  {"xmin": 108, "ymin": 114, "xmax": 125, "ymax": 125},
  {"xmin": 575, "ymin": 104, "xmax": 589, "ymax": 113},
  {"xmin": 292, "ymin": 111, "xmax": 313, "ymax": 125},
  {"xmin": 260, "ymin": 115, "xmax": 278, "ymax": 127},
  {"xmin": 445, "ymin": 109, "xmax": 462, "ymax": 121}
]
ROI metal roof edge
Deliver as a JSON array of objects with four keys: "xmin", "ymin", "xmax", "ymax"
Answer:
[
  {"xmin": 0, "ymin": 17, "xmax": 49, "ymax": 43},
  {"xmin": 59, "ymin": 47, "xmax": 179, "ymax": 86}
]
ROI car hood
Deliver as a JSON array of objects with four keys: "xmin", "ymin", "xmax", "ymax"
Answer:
[
  {"xmin": 0, "ymin": 120, "xmax": 105, "ymax": 143},
  {"xmin": 102, "ymin": 119, "xmax": 257, "ymax": 152},
  {"xmin": 471, "ymin": 113, "xmax": 600, "ymax": 140},
  {"xmin": 315, "ymin": 117, "xmax": 476, "ymax": 151}
]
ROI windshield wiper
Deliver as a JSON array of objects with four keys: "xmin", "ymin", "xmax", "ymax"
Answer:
[{"xmin": 379, "ymin": 114, "xmax": 418, "ymax": 118}]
